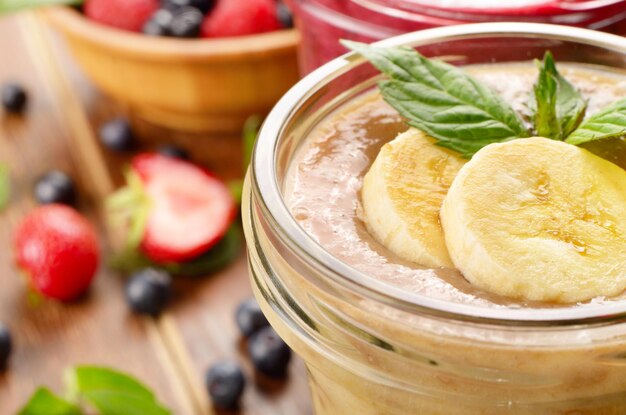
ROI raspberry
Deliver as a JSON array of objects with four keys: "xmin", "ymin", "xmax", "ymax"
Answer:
[
  {"xmin": 201, "ymin": 0, "xmax": 281, "ymax": 38},
  {"xmin": 84, "ymin": 0, "xmax": 159, "ymax": 32}
]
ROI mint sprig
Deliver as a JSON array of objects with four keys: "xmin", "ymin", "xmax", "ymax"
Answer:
[
  {"xmin": 565, "ymin": 98, "xmax": 626, "ymax": 145},
  {"xmin": 343, "ymin": 40, "xmax": 530, "ymax": 157},
  {"xmin": 348, "ymin": 42, "xmax": 626, "ymax": 156},
  {"xmin": 19, "ymin": 388, "xmax": 81, "ymax": 415},
  {"xmin": 533, "ymin": 51, "xmax": 587, "ymax": 140},
  {"xmin": 19, "ymin": 366, "xmax": 171, "ymax": 415},
  {"xmin": 0, "ymin": 0, "xmax": 82, "ymax": 14}
]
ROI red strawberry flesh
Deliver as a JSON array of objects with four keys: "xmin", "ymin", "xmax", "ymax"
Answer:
[
  {"xmin": 201, "ymin": 0, "xmax": 281, "ymax": 38},
  {"xmin": 14, "ymin": 205, "xmax": 100, "ymax": 301},
  {"xmin": 84, "ymin": 0, "xmax": 159, "ymax": 32},
  {"xmin": 132, "ymin": 154, "xmax": 235, "ymax": 263}
]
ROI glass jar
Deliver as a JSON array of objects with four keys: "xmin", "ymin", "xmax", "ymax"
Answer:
[
  {"xmin": 243, "ymin": 23, "xmax": 626, "ymax": 414},
  {"xmin": 286, "ymin": 0, "xmax": 626, "ymax": 73}
]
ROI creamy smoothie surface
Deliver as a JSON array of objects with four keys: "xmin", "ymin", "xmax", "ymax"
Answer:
[{"xmin": 283, "ymin": 63, "xmax": 626, "ymax": 310}]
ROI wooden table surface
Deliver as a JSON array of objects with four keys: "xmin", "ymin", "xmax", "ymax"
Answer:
[{"xmin": 0, "ymin": 12, "xmax": 312, "ymax": 415}]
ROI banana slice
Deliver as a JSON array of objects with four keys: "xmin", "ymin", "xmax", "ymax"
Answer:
[
  {"xmin": 441, "ymin": 137, "xmax": 626, "ymax": 303},
  {"xmin": 361, "ymin": 128, "xmax": 465, "ymax": 268}
]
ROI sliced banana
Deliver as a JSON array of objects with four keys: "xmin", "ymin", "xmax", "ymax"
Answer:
[
  {"xmin": 361, "ymin": 128, "xmax": 465, "ymax": 268},
  {"xmin": 441, "ymin": 137, "xmax": 626, "ymax": 303}
]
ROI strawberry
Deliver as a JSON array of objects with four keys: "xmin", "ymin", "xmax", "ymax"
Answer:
[
  {"xmin": 84, "ymin": 0, "xmax": 159, "ymax": 32},
  {"xmin": 14, "ymin": 205, "xmax": 100, "ymax": 301},
  {"xmin": 109, "ymin": 154, "xmax": 235, "ymax": 264},
  {"xmin": 201, "ymin": 0, "xmax": 281, "ymax": 38}
]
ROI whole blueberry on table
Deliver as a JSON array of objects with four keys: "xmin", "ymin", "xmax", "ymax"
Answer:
[
  {"xmin": 125, "ymin": 268, "xmax": 172, "ymax": 316},
  {"xmin": 0, "ymin": 323, "xmax": 12, "ymax": 370},
  {"xmin": 205, "ymin": 360, "xmax": 246, "ymax": 410},
  {"xmin": 170, "ymin": 6, "xmax": 204, "ymax": 38},
  {"xmin": 163, "ymin": 0, "xmax": 214, "ymax": 14},
  {"xmin": 1, "ymin": 82, "xmax": 28, "ymax": 113},
  {"xmin": 98, "ymin": 117, "xmax": 135, "ymax": 152},
  {"xmin": 248, "ymin": 326, "xmax": 292, "ymax": 378},
  {"xmin": 235, "ymin": 297, "xmax": 269, "ymax": 338},
  {"xmin": 34, "ymin": 170, "xmax": 76, "ymax": 206}
]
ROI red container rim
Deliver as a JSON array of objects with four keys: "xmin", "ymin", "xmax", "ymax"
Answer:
[{"xmin": 362, "ymin": 0, "xmax": 626, "ymax": 21}]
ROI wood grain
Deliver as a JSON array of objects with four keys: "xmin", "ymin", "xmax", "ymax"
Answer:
[{"xmin": 0, "ymin": 11, "xmax": 312, "ymax": 415}]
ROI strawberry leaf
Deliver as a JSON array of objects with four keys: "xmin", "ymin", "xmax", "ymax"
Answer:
[
  {"xmin": 0, "ymin": 0, "xmax": 83, "ymax": 14},
  {"xmin": 110, "ymin": 226, "xmax": 241, "ymax": 277},
  {"xmin": 566, "ymin": 98, "xmax": 626, "ymax": 145},
  {"xmin": 533, "ymin": 51, "xmax": 587, "ymax": 140},
  {"xmin": 106, "ymin": 170, "xmax": 151, "ymax": 251},
  {"xmin": 18, "ymin": 388, "xmax": 81, "ymax": 415},
  {"xmin": 343, "ymin": 40, "xmax": 529, "ymax": 157}
]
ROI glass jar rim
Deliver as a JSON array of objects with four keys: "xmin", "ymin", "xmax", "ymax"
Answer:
[{"xmin": 252, "ymin": 22, "xmax": 626, "ymax": 326}]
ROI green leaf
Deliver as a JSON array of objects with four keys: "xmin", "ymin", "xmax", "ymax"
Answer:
[
  {"xmin": 243, "ymin": 115, "xmax": 261, "ymax": 170},
  {"xmin": 0, "ymin": 164, "xmax": 9, "ymax": 212},
  {"xmin": 174, "ymin": 226, "xmax": 241, "ymax": 277},
  {"xmin": 110, "ymin": 226, "xmax": 241, "ymax": 277},
  {"xmin": 18, "ymin": 388, "xmax": 81, "ymax": 415},
  {"xmin": 343, "ymin": 40, "xmax": 529, "ymax": 157},
  {"xmin": 533, "ymin": 51, "xmax": 587, "ymax": 140},
  {"xmin": 0, "ymin": 0, "xmax": 82, "ymax": 14},
  {"xmin": 565, "ymin": 98, "xmax": 626, "ymax": 145},
  {"xmin": 66, "ymin": 366, "xmax": 171, "ymax": 415},
  {"xmin": 106, "ymin": 170, "xmax": 151, "ymax": 251},
  {"xmin": 228, "ymin": 179, "xmax": 243, "ymax": 205}
]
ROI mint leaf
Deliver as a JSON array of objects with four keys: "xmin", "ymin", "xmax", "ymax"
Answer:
[
  {"xmin": 565, "ymin": 98, "xmax": 626, "ymax": 145},
  {"xmin": 343, "ymin": 40, "xmax": 529, "ymax": 157},
  {"xmin": 0, "ymin": 164, "xmax": 9, "ymax": 212},
  {"xmin": 67, "ymin": 366, "xmax": 171, "ymax": 415},
  {"xmin": 18, "ymin": 388, "xmax": 81, "ymax": 415},
  {"xmin": 533, "ymin": 51, "xmax": 587, "ymax": 140},
  {"xmin": 0, "ymin": 0, "xmax": 82, "ymax": 14}
]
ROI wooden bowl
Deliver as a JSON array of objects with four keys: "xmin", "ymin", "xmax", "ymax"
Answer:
[{"xmin": 43, "ymin": 7, "xmax": 300, "ymax": 133}]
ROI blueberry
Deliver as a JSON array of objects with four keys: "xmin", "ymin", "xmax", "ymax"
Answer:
[
  {"xmin": 236, "ymin": 297, "xmax": 269, "ymax": 338},
  {"xmin": 0, "ymin": 323, "xmax": 12, "ymax": 370},
  {"xmin": 205, "ymin": 361, "xmax": 246, "ymax": 410},
  {"xmin": 99, "ymin": 118, "xmax": 135, "ymax": 152},
  {"xmin": 2, "ymin": 83, "xmax": 27, "ymax": 113},
  {"xmin": 163, "ymin": 0, "xmax": 214, "ymax": 14},
  {"xmin": 248, "ymin": 326, "xmax": 291, "ymax": 378},
  {"xmin": 170, "ymin": 7, "xmax": 203, "ymax": 38},
  {"xmin": 34, "ymin": 170, "xmax": 76, "ymax": 206},
  {"xmin": 157, "ymin": 144, "xmax": 189, "ymax": 160},
  {"xmin": 143, "ymin": 20, "xmax": 169, "ymax": 37},
  {"xmin": 126, "ymin": 268, "xmax": 172, "ymax": 316},
  {"xmin": 143, "ymin": 9, "xmax": 174, "ymax": 36},
  {"xmin": 277, "ymin": 2, "xmax": 294, "ymax": 29}
]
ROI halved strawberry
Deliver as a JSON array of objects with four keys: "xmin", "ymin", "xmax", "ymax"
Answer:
[{"xmin": 109, "ymin": 154, "xmax": 235, "ymax": 264}]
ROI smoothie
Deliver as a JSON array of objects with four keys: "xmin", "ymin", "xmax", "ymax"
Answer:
[{"xmin": 244, "ymin": 27, "xmax": 626, "ymax": 415}]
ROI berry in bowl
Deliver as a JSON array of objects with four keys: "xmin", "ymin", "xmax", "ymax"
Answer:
[{"xmin": 43, "ymin": 0, "xmax": 299, "ymax": 133}]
